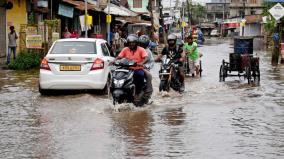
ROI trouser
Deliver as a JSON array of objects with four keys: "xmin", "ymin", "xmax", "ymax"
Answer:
[
  {"xmin": 188, "ymin": 58, "xmax": 199, "ymax": 75},
  {"xmin": 7, "ymin": 47, "xmax": 16, "ymax": 64},
  {"xmin": 143, "ymin": 69, "xmax": 153, "ymax": 96},
  {"xmin": 133, "ymin": 69, "xmax": 145, "ymax": 94}
]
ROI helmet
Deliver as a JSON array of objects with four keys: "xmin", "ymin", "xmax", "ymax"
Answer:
[
  {"xmin": 167, "ymin": 34, "xmax": 177, "ymax": 41},
  {"xmin": 176, "ymin": 38, "xmax": 184, "ymax": 47},
  {"xmin": 138, "ymin": 35, "xmax": 150, "ymax": 49},
  {"xmin": 127, "ymin": 34, "xmax": 139, "ymax": 43},
  {"xmin": 167, "ymin": 34, "xmax": 177, "ymax": 47},
  {"xmin": 127, "ymin": 34, "xmax": 139, "ymax": 50}
]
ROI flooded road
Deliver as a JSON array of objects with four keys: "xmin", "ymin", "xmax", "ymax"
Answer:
[{"xmin": 0, "ymin": 39, "xmax": 283, "ymax": 159}]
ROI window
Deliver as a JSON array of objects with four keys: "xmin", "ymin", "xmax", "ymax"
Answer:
[
  {"xmin": 250, "ymin": 0, "xmax": 256, "ymax": 4},
  {"xmin": 106, "ymin": 43, "xmax": 115, "ymax": 57},
  {"xmin": 133, "ymin": 0, "xmax": 142, "ymax": 8},
  {"xmin": 51, "ymin": 41, "xmax": 96, "ymax": 54},
  {"xmin": 101, "ymin": 43, "xmax": 110, "ymax": 56}
]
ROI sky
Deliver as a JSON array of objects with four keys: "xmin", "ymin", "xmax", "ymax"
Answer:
[{"xmin": 162, "ymin": 0, "xmax": 210, "ymax": 8}]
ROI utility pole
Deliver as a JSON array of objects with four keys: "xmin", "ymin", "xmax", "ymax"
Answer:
[
  {"xmin": 85, "ymin": 0, "xmax": 88, "ymax": 38},
  {"xmin": 186, "ymin": 0, "xmax": 192, "ymax": 27},
  {"xmin": 148, "ymin": 0, "xmax": 155, "ymax": 35},
  {"xmin": 158, "ymin": 0, "xmax": 167, "ymax": 44},
  {"xmin": 107, "ymin": 0, "xmax": 111, "ymax": 43},
  {"xmin": 242, "ymin": 0, "xmax": 246, "ymax": 36}
]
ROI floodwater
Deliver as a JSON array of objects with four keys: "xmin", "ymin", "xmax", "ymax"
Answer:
[{"xmin": 0, "ymin": 39, "xmax": 283, "ymax": 159}]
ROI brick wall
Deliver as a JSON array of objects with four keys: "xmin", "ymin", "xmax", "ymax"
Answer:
[{"xmin": 0, "ymin": 7, "xmax": 6, "ymax": 58}]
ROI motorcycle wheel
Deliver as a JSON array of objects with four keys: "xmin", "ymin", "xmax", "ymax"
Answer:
[{"xmin": 159, "ymin": 80, "xmax": 169, "ymax": 92}]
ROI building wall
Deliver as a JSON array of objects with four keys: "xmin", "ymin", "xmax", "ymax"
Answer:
[
  {"xmin": 230, "ymin": 0, "xmax": 263, "ymax": 18},
  {"xmin": 128, "ymin": 0, "xmax": 149, "ymax": 13},
  {"xmin": 244, "ymin": 23, "xmax": 261, "ymax": 36},
  {"xmin": 0, "ymin": 6, "xmax": 6, "ymax": 59},
  {"xmin": 6, "ymin": 0, "xmax": 27, "ymax": 54}
]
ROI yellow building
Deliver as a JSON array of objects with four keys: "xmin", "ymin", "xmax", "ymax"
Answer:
[{"xmin": 6, "ymin": 0, "xmax": 27, "ymax": 54}]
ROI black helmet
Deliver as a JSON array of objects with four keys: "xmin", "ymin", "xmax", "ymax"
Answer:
[
  {"xmin": 138, "ymin": 35, "xmax": 150, "ymax": 49},
  {"xmin": 127, "ymin": 34, "xmax": 139, "ymax": 43},
  {"xmin": 167, "ymin": 34, "xmax": 177, "ymax": 47}
]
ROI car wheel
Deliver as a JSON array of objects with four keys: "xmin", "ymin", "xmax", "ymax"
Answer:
[
  {"xmin": 39, "ymin": 85, "xmax": 50, "ymax": 95},
  {"xmin": 100, "ymin": 75, "xmax": 111, "ymax": 95}
]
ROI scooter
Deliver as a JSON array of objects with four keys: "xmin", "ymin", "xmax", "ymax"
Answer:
[
  {"xmin": 159, "ymin": 58, "xmax": 182, "ymax": 92},
  {"xmin": 110, "ymin": 59, "xmax": 149, "ymax": 106}
]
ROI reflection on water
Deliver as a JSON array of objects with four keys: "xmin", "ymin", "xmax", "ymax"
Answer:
[{"xmin": 0, "ymin": 40, "xmax": 283, "ymax": 158}]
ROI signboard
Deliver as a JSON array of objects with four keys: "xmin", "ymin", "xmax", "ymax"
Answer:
[
  {"xmin": 26, "ymin": 26, "xmax": 38, "ymax": 35},
  {"xmin": 58, "ymin": 4, "xmax": 74, "ymax": 18},
  {"xmin": 269, "ymin": 3, "xmax": 284, "ymax": 21},
  {"xmin": 164, "ymin": 17, "xmax": 174, "ymax": 25},
  {"xmin": 52, "ymin": 32, "xmax": 59, "ymax": 43},
  {"xmin": 26, "ymin": 35, "xmax": 42, "ymax": 49}
]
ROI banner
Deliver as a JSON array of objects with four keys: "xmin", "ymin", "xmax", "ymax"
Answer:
[
  {"xmin": 26, "ymin": 35, "xmax": 42, "ymax": 49},
  {"xmin": 58, "ymin": 4, "xmax": 74, "ymax": 18},
  {"xmin": 26, "ymin": 26, "xmax": 38, "ymax": 35}
]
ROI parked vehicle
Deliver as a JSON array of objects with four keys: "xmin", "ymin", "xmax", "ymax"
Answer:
[
  {"xmin": 110, "ymin": 59, "xmax": 149, "ymax": 106},
  {"xmin": 211, "ymin": 29, "xmax": 220, "ymax": 37},
  {"xmin": 159, "ymin": 58, "xmax": 182, "ymax": 92},
  {"xmin": 39, "ymin": 38, "xmax": 115, "ymax": 95},
  {"xmin": 127, "ymin": 23, "xmax": 151, "ymax": 36}
]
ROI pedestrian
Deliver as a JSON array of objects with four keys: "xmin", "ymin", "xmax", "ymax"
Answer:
[
  {"xmin": 70, "ymin": 29, "xmax": 79, "ymax": 38},
  {"xmin": 63, "ymin": 27, "xmax": 71, "ymax": 38},
  {"xmin": 7, "ymin": 26, "xmax": 18, "ymax": 64}
]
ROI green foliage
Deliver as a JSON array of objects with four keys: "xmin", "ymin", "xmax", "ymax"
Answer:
[
  {"xmin": 44, "ymin": 19, "xmax": 60, "ymax": 29},
  {"xmin": 8, "ymin": 50, "xmax": 44, "ymax": 70},
  {"xmin": 262, "ymin": 2, "xmax": 284, "ymax": 33}
]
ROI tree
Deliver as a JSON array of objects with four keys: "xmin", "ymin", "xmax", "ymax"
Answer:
[{"xmin": 262, "ymin": 2, "xmax": 284, "ymax": 65}]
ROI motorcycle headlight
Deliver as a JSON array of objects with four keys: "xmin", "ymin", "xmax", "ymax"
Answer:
[
  {"xmin": 114, "ymin": 79, "xmax": 125, "ymax": 87},
  {"xmin": 163, "ymin": 70, "xmax": 167, "ymax": 73}
]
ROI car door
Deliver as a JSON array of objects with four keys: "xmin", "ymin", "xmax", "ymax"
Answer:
[{"xmin": 100, "ymin": 42, "xmax": 114, "ymax": 78}]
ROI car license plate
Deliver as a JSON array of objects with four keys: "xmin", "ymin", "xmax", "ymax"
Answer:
[{"xmin": 60, "ymin": 65, "xmax": 81, "ymax": 71}]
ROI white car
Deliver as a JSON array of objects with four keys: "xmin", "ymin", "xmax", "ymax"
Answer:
[{"xmin": 39, "ymin": 38, "xmax": 115, "ymax": 95}]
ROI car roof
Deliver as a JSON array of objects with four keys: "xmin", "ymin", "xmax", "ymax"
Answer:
[{"xmin": 55, "ymin": 38, "xmax": 106, "ymax": 43}]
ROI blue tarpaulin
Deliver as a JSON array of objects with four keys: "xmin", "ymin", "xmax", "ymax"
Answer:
[{"xmin": 266, "ymin": 0, "xmax": 284, "ymax": 2}]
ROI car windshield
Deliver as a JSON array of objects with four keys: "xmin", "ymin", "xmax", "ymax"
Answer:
[{"xmin": 51, "ymin": 41, "xmax": 96, "ymax": 54}]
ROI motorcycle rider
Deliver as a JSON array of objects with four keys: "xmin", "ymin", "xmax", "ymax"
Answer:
[
  {"xmin": 155, "ymin": 34, "xmax": 186, "ymax": 92},
  {"xmin": 112, "ymin": 34, "xmax": 152, "ymax": 104},
  {"xmin": 138, "ymin": 35, "xmax": 154, "ymax": 99}
]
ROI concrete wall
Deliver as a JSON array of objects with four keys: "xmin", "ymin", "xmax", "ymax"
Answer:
[
  {"xmin": 6, "ymin": 0, "xmax": 27, "ymax": 54},
  {"xmin": 128, "ymin": 0, "xmax": 149, "ymax": 13},
  {"xmin": 0, "ymin": 7, "xmax": 6, "ymax": 59}
]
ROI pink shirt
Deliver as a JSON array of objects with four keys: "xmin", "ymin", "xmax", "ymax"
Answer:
[{"xmin": 118, "ymin": 46, "xmax": 147, "ymax": 70}]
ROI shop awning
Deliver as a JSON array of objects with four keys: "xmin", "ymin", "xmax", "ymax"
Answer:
[
  {"xmin": 103, "ymin": 4, "xmax": 137, "ymax": 17},
  {"xmin": 62, "ymin": 0, "xmax": 101, "ymax": 11}
]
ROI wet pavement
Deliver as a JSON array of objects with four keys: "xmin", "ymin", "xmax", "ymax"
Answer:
[{"xmin": 0, "ymin": 38, "xmax": 283, "ymax": 159}]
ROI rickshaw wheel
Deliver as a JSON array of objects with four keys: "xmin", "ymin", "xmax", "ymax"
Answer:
[
  {"xmin": 245, "ymin": 66, "xmax": 252, "ymax": 84},
  {"xmin": 184, "ymin": 58, "xmax": 190, "ymax": 76},
  {"xmin": 219, "ymin": 64, "xmax": 226, "ymax": 82},
  {"xmin": 199, "ymin": 60, "xmax": 202, "ymax": 77},
  {"xmin": 252, "ymin": 68, "xmax": 260, "ymax": 85}
]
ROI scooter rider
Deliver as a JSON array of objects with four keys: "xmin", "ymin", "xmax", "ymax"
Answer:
[
  {"xmin": 112, "ymin": 34, "xmax": 152, "ymax": 102},
  {"xmin": 138, "ymin": 35, "xmax": 154, "ymax": 99},
  {"xmin": 155, "ymin": 34, "xmax": 186, "ymax": 91}
]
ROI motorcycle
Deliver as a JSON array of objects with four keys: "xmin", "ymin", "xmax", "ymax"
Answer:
[
  {"xmin": 159, "ymin": 58, "xmax": 182, "ymax": 92},
  {"xmin": 110, "ymin": 59, "xmax": 149, "ymax": 106}
]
